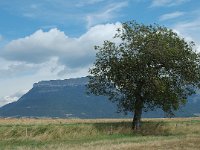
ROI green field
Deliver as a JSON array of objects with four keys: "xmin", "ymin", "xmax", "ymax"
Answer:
[{"xmin": 0, "ymin": 118, "xmax": 200, "ymax": 150}]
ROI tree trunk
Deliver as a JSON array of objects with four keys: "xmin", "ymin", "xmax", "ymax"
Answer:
[{"xmin": 132, "ymin": 95, "xmax": 143, "ymax": 130}]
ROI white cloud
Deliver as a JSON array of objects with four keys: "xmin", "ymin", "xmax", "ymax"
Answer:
[
  {"xmin": 0, "ymin": 90, "xmax": 28, "ymax": 107},
  {"xmin": 0, "ymin": 62, "xmax": 37, "ymax": 78},
  {"xmin": 159, "ymin": 11, "xmax": 185, "ymax": 21},
  {"xmin": 173, "ymin": 18, "xmax": 200, "ymax": 52},
  {"xmin": 174, "ymin": 20, "xmax": 200, "ymax": 31},
  {"xmin": 86, "ymin": 1, "xmax": 128, "ymax": 28},
  {"xmin": 1, "ymin": 23, "xmax": 122, "ymax": 68},
  {"xmin": 151, "ymin": 0, "xmax": 190, "ymax": 7},
  {"xmin": 0, "ymin": 57, "xmax": 60, "ymax": 78}
]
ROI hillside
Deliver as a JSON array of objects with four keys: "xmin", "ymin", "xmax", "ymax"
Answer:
[
  {"xmin": 0, "ymin": 77, "xmax": 123, "ymax": 118},
  {"xmin": 0, "ymin": 77, "xmax": 199, "ymax": 118}
]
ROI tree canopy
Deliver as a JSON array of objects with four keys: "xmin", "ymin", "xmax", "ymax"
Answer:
[{"xmin": 87, "ymin": 20, "xmax": 200, "ymax": 129}]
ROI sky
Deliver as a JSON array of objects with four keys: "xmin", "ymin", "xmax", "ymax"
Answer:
[{"xmin": 0, "ymin": 0, "xmax": 200, "ymax": 106}]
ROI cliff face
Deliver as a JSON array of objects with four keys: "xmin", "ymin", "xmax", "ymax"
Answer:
[
  {"xmin": 0, "ymin": 77, "xmax": 199, "ymax": 118},
  {"xmin": 33, "ymin": 77, "xmax": 89, "ymax": 88}
]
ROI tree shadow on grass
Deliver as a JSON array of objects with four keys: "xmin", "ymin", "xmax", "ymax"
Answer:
[{"xmin": 92, "ymin": 121, "xmax": 177, "ymax": 137}]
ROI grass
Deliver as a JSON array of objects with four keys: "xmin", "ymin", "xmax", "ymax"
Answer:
[{"xmin": 0, "ymin": 117, "xmax": 200, "ymax": 149}]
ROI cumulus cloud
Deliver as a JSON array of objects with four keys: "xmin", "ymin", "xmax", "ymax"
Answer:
[
  {"xmin": 1, "ymin": 23, "xmax": 122, "ymax": 68},
  {"xmin": 151, "ymin": 0, "xmax": 190, "ymax": 7},
  {"xmin": 159, "ymin": 11, "xmax": 185, "ymax": 21}
]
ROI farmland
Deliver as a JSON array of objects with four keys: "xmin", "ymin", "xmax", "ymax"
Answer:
[{"xmin": 0, "ymin": 118, "xmax": 200, "ymax": 150}]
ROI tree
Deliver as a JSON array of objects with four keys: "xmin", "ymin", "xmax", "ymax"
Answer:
[{"xmin": 87, "ymin": 20, "xmax": 200, "ymax": 130}]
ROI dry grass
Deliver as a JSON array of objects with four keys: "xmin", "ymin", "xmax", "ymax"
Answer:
[
  {"xmin": 0, "ymin": 117, "xmax": 200, "ymax": 150},
  {"xmin": 0, "ymin": 117, "xmax": 199, "ymax": 125},
  {"xmin": 0, "ymin": 118, "xmax": 132, "ymax": 125},
  {"xmin": 41, "ymin": 135, "xmax": 200, "ymax": 150},
  {"xmin": 15, "ymin": 135, "xmax": 200, "ymax": 150}
]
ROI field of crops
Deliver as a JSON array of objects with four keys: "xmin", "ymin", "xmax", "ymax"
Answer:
[{"xmin": 0, "ymin": 117, "xmax": 200, "ymax": 150}]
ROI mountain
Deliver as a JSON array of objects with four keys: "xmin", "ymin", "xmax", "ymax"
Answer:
[
  {"xmin": 0, "ymin": 77, "xmax": 125, "ymax": 118},
  {"xmin": 0, "ymin": 77, "xmax": 199, "ymax": 118}
]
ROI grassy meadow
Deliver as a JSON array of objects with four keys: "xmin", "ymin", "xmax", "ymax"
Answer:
[{"xmin": 0, "ymin": 117, "xmax": 200, "ymax": 150}]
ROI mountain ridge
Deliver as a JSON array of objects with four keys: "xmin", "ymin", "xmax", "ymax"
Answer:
[{"xmin": 0, "ymin": 77, "xmax": 199, "ymax": 118}]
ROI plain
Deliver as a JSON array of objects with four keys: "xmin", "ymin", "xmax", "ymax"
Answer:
[{"xmin": 0, "ymin": 117, "xmax": 200, "ymax": 150}]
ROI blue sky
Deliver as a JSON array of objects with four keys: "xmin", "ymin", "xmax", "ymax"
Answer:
[{"xmin": 0, "ymin": 0, "xmax": 200, "ymax": 106}]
